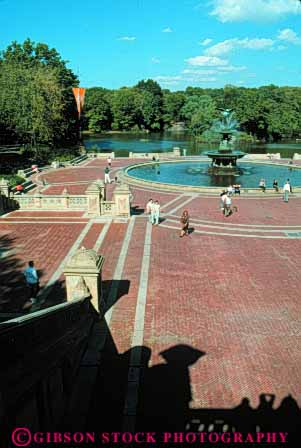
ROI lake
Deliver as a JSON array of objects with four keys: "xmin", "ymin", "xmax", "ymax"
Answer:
[{"xmin": 83, "ymin": 132, "xmax": 301, "ymax": 158}]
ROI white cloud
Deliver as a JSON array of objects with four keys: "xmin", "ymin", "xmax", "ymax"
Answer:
[
  {"xmin": 205, "ymin": 38, "xmax": 274, "ymax": 56},
  {"xmin": 199, "ymin": 38, "xmax": 213, "ymax": 46},
  {"xmin": 118, "ymin": 36, "xmax": 136, "ymax": 41},
  {"xmin": 186, "ymin": 55, "xmax": 229, "ymax": 66},
  {"xmin": 218, "ymin": 65, "xmax": 247, "ymax": 72},
  {"xmin": 151, "ymin": 57, "xmax": 160, "ymax": 64},
  {"xmin": 278, "ymin": 28, "xmax": 301, "ymax": 44},
  {"xmin": 182, "ymin": 69, "xmax": 217, "ymax": 75},
  {"xmin": 210, "ymin": 0, "xmax": 301, "ymax": 23},
  {"xmin": 155, "ymin": 75, "xmax": 181, "ymax": 85},
  {"xmin": 162, "ymin": 27, "xmax": 173, "ymax": 33}
]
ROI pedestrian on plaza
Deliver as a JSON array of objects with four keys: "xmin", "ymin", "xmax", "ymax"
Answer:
[
  {"xmin": 287, "ymin": 179, "xmax": 293, "ymax": 193},
  {"xmin": 180, "ymin": 210, "xmax": 189, "ymax": 237},
  {"xmin": 283, "ymin": 180, "xmax": 291, "ymax": 202},
  {"xmin": 104, "ymin": 166, "xmax": 111, "ymax": 184},
  {"xmin": 146, "ymin": 198, "xmax": 153, "ymax": 222},
  {"xmin": 220, "ymin": 190, "xmax": 227, "ymax": 212},
  {"xmin": 259, "ymin": 178, "xmax": 266, "ymax": 192},
  {"xmin": 23, "ymin": 261, "xmax": 40, "ymax": 304},
  {"xmin": 227, "ymin": 185, "xmax": 234, "ymax": 196},
  {"xmin": 107, "ymin": 156, "xmax": 112, "ymax": 168},
  {"xmin": 234, "ymin": 184, "xmax": 241, "ymax": 195},
  {"xmin": 152, "ymin": 200, "xmax": 161, "ymax": 225},
  {"xmin": 224, "ymin": 193, "xmax": 234, "ymax": 217},
  {"xmin": 273, "ymin": 179, "xmax": 279, "ymax": 192}
]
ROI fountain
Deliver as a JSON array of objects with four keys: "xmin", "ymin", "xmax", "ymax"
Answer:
[{"xmin": 205, "ymin": 108, "xmax": 246, "ymax": 175}]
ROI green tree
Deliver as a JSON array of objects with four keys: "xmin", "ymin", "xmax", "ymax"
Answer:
[
  {"xmin": 135, "ymin": 79, "xmax": 163, "ymax": 131},
  {"xmin": 84, "ymin": 87, "xmax": 112, "ymax": 132},
  {"xmin": 0, "ymin": 39, "xmax": 78, "ymax": 146},
  {"xmin": 180, "ymin": 95, "xmax": 217, "ymax": 135},
  {"xmin": 162, "ymin": 91, "xmax": 186, "ymax": 126},
  {"xmin": 111, "ymin": 88, "xmax": 142, "ymax": 130}
]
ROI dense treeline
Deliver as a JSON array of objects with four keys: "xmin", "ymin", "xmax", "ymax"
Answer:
[
  {"xmin": 1, "ymin": 40, "xmax": 301, "ymax": 150},
  {"xmin": 84, "ymin": 83, "xmax": 301, "ymax": 142},
  {"xmin": 0, "ymin": 39, "xmax": 79, "ymax": 147}
]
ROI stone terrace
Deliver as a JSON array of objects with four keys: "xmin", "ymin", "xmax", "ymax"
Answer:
[{"xmin": 1, "ymin": 157, "xmax": 301, "ymax": 433}]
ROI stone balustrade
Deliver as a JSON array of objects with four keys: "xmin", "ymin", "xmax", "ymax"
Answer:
[{"xmin": 13, "ymin": 180, "xmax": 132, "ymax": 218}]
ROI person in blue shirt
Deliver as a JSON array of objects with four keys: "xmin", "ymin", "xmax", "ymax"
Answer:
[{"xmin": 23, "ymin": 260, "xmax": 39, "ymax": 303}]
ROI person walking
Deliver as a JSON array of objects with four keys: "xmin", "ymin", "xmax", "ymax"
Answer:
[
  {"xmin": 180, "ymin": 210, "xmax": 189, "ymax": 237},
  {"xmin": 283, "ymin": 180, "xmax": 291, "ymax": 202},
  {"xmin": 220, "ymin": 190, "xmax": 227, "ymax": 212},
  {"xmin": 23, "ymin": 261, "xmax": 39, "ymax": 304},
  {"xmin": 104, "ymin": 166, "xmax": 111, "ymax": 184},
  {"xmin": 146, "ymin": 198, "xmax": 153, "ymax": 223},
  {"xmin": 224, "ymin": 193, "xmax": 232, "ymax": 217}
]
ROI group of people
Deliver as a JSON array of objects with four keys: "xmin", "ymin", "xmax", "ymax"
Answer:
[
  {"xmin": 146, "ymin": 199, "xmax": 161, "ymax": 225},
  {"xmin": 220, "ymin": 190, "xmax": 238, "ymax": 217},
  {"xmin": 226, "ymin": 184, "xmax": 241, "ymax": 196},
  {"xmin": 260, "ymin": 178, "xmax": 292, "ymax": 202}
]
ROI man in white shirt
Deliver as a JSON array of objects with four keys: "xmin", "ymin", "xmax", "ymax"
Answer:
[
  {"xmin": 151, "ymin": 200, "xmax": 160, "ymax": 225},
  {"xmin": 146, "ymin": 199, "xmax": 153, "ymax": 222},
  {"xmin": 224, "ymin": 193, "xmax": 232, "ymax": 217},
  {"xmin": 283, "ymin": 180, "xmax": 291, "ymax": 202}
]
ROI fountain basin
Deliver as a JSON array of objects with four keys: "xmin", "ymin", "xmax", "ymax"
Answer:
[{"xmin": 124, "ymin": 160, "xmax": 301, "ymax": 191}]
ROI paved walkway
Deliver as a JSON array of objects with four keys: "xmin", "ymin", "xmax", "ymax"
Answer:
[{"xmin": 1, "ymin": 157, "xmax": 301, "ymax": 435}]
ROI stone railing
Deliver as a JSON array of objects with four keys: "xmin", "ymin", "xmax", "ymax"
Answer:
[
  {"xmin": 0, "ymin": 193, "xmax": 18, "ymax": 215},
  {"xmin": 128, "ymin": 148, "xmax": 181, "ymax": 159},
  {"xmin": 13, "ymin": 181, "xmax": 132, "ymax": 217},
  {"xmin": 15, "ymin": 194, "xmax": 88, "ymax": 210},
  {"xmin": 0, "ymin": 297, "xmax": 98, "ymax": 438},
  {"xmin": 243, "ymin": 153, "xmax": 281, "ymax": 160},
  {"xmin": 87, "ymin": 151, "xmax": 115, "ymax": 159},
  {"xmin": 101, "ymin": 201, "xmax": 116, "ymax": 216}
]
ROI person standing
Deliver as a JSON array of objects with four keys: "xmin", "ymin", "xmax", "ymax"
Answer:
[
  {"xmin": 23, "ymin": 261, "xmax": 39, "ymax": 303},
  {"xmin": 273, "ymin": 179, "xmax": 279, "ymax": 192},
  {"xmin": 146, "ymin": 198, "xmax": 153, "ymax": 223},
  {"xmin": 152, "ymin": 200, "xmax": 160, "ymax": 226},
  {"xmin": 180, "ymin": 210, "xmax": 189, "ymax": 237},
  {"xmin": 259, "ymin": 178, "xmax": 266, "ymax": 192},
  {"xmin": 104, "ymin": 166, "xmax": 111, "ymax": 184},
  {"xmin": 227, "ymin": 185, "xmax": 234, "ymax": 196},
  {"xmin": 107, "ymin": 156, "xmax": 112, "ymax": 168},
  {"xmin": 283, "ymin": 180, "xmax": 291, "ymax": 202}
]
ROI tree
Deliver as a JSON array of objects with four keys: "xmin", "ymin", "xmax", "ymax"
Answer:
[
  {"xmin": 0, "ymin": 39, "xmax": 78, "ymax": 146},
  {"xmin": 84, "ymin": 88, "xmax": 112, "ymax": 132},
  {"xmin": 162, "ymin": 91, "xmax": 186, "ymax": 126},
  {"xmin": 111, "ymin": 88, "xmax": 143, "ymax": 130},
  {"xmin": 180, "ymin": 95, "xmax": 217, "ymax": 135},
  {"xmin": 135, "ymin": 79, "xmax": 163, "ymax": 131}
]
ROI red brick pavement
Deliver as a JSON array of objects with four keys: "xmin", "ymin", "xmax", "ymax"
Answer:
[
  {"xmin": 177, "ymin": 196, "xmax": 301, "ymax": 226},
  {"xmin": 0, "ymin": 222, "xmax": 85, "ymax": 311},
  {"xmin": 143, "ymin": 225, "xmax": 301, "ymax": 409},
  {"xmin": 108, "ymin": 219, "xmax": 147, "ymax": 353}
]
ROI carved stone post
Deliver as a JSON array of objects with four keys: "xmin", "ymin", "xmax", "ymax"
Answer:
[
  {"xmin": 85, "ymin": 180, "xmax": 104, "ymax": 216},
  {"xmin": 0, "ymin": 178, "xmax": 10, "ymax": 197},
  {"xmin": 113, "ymin": 183, "xmax": 132, "ymax": 218},
  {"xmin": 63, "ymin": 247, "xmax": 105, "ymax": 313}
]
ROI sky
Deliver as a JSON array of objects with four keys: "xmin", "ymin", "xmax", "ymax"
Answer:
[{"xmin": 1, "ymin": 0, "xmax": 301, "ymax": 91}]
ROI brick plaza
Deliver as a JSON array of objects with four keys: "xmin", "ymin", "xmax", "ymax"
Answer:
[{"xmin": 1, "ymin": 157, "xmax": 301, "ymax": 433}]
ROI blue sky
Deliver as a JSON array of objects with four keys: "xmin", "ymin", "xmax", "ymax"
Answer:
[{"xmin": 1, "ymin": 0, "xmax": 301, "ymax": 90}]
